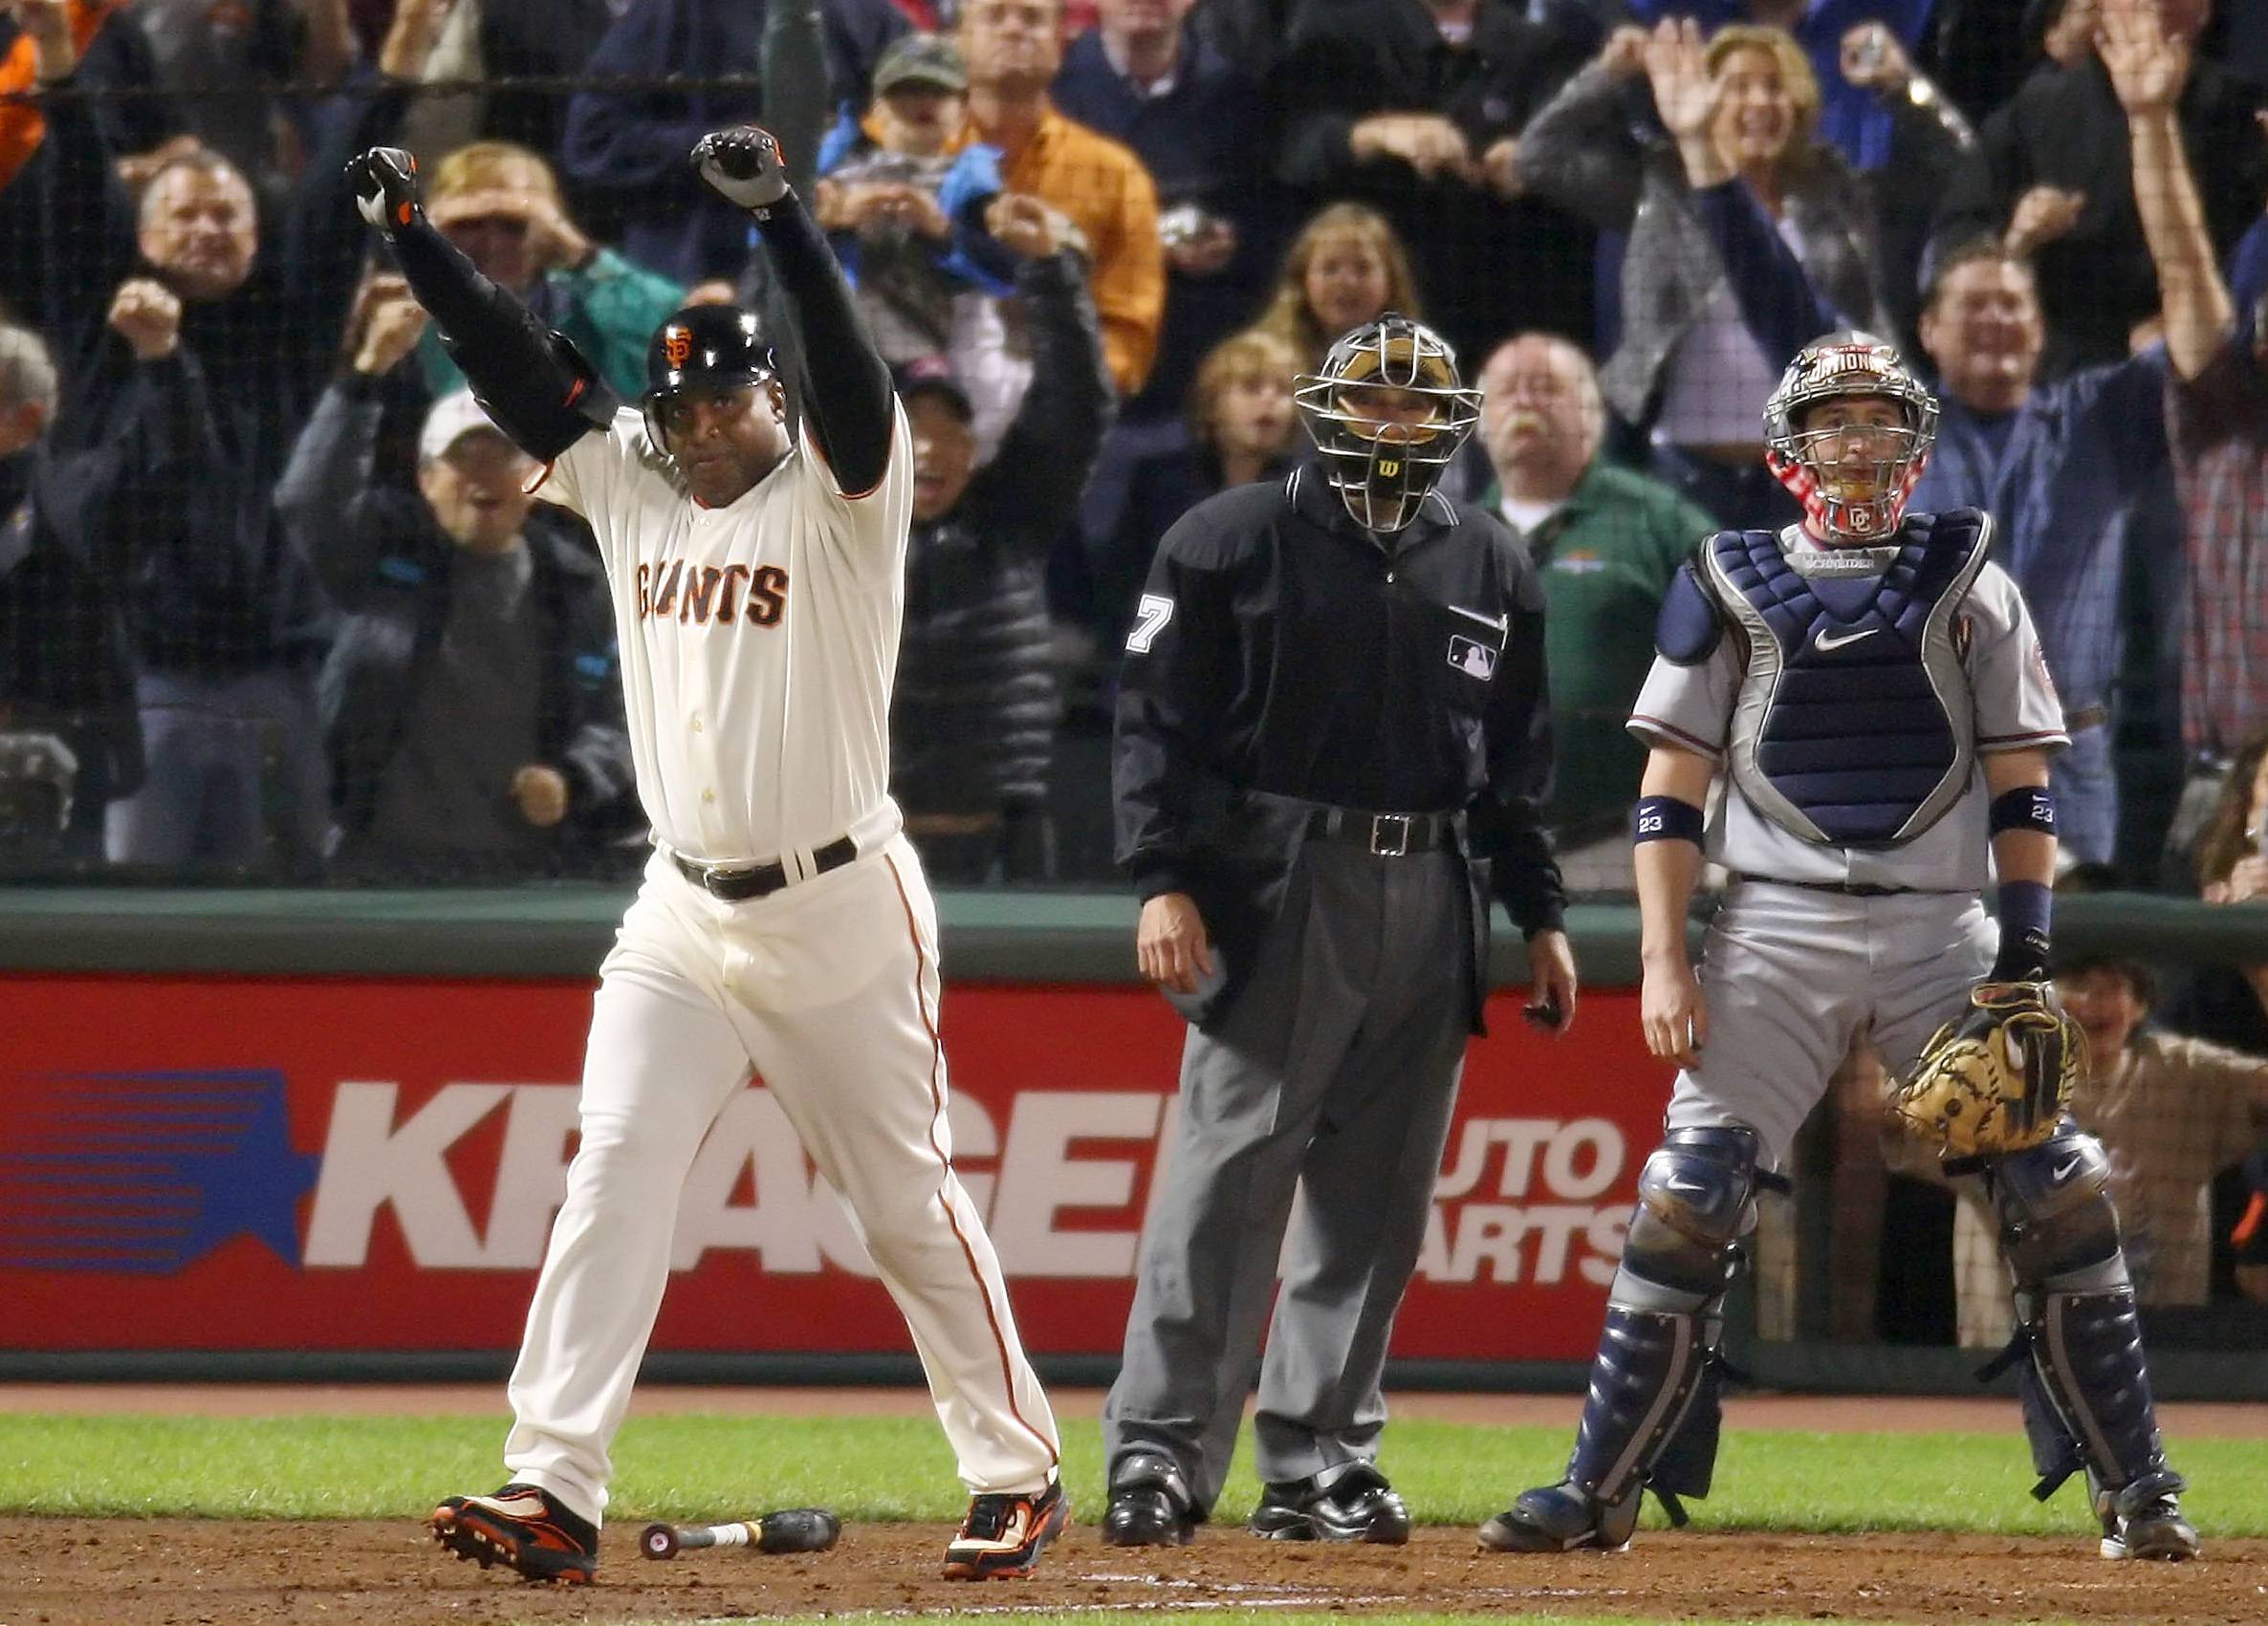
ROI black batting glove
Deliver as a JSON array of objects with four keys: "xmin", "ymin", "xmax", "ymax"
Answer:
[
  {"xmin": 1990, "ymin": 928, "xmax": 2053, "ymax": 986},
  {"xmin": 348, "ymin": 146, "xmax": 424, "ymax": 237},
  {"xmin": 692, "ymin": 126, "xmax": 791, "ymax": 212}
]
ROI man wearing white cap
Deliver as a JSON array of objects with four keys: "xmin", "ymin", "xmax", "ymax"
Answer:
[{"xmin": 277, "ymin": 331, "xmax": 636, "ymax": 876}]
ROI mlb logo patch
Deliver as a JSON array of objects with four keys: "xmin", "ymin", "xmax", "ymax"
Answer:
[{"xmin": 1448, "ymin": 636, "xmax": 1497, "ymax": 681}]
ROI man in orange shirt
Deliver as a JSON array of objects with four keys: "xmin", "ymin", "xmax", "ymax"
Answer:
[{"xmin": 954, "ymin": 0, "xmax": 1163, "ymax": 396}]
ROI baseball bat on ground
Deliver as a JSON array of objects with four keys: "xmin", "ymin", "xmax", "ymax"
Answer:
[{"xmin": 640, "ymin": 1507, "xmax": 841, "ymax": 1559}]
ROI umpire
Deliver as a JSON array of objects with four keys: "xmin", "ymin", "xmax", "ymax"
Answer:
[{"xmin": 1103, "ymin": 313, "xmax": 1578, "ymax": 1546}]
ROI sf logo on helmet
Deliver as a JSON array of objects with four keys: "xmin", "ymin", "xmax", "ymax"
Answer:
[{"xmin": 663, "ymin": 327, "xmax": 693, "ymax": 368}]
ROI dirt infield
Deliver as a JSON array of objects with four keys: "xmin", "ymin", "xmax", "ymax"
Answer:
[
  {"xmin": 6, "ymin": 1389, "xmax": 2265, "ymax": 1624},
  {"xmin": 4, "ymin": 1519, "xmax": 2263, "ymax": 1626}
]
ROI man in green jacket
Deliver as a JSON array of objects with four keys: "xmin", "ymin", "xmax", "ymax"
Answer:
[{"xmin": 1475, "ymin": 332, "xmax": 1714, "ymax": 890}]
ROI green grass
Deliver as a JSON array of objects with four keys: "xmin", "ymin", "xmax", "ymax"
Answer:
[{"xmin": 0, "ymin": 1413, "xmax": 2262, "ymax": 1539}]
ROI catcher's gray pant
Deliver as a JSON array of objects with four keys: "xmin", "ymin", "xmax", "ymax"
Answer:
[
  {"xmin": 1103, "ymin": 839, "xmax": 1471, "ymax": 1512},
  {"xmin": 1667, "ymin": 882, "xmax": 1995, "ymax": 1170}
]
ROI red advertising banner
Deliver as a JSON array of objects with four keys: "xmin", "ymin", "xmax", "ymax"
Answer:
[{"xmin": 0, "ymin": 976, "xmax": 1669, "ymax": 1361}]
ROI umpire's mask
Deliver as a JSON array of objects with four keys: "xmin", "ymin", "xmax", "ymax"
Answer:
[{"xmin": 1296, "ymin": 314, "xmax": 1480, "ymax": 534}]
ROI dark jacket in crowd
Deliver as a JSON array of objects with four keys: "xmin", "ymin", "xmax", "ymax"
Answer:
[
  {"xmin": 466, "ymin": 0, "xmax": 622, "ymax": 178},
  {"xmin": 560, "ymin": 0, "xmax": 907, "ymax": 285},
  {"xmin": 1930, "ymin": 54, "xmax": 2268, "ymax": 379},
  {"xmin": 1115, "ymin": 460, "xmax": 1565, "ymax": 1030},
  {"xmin": 280, "ymin": 381, "xmax": 635, "ymax": 856},
  {"xmin": 1087, "ymin": 442, "xmax": 1293, "ymax": 645},
  {"xmin": 1268, "ymin": 0, "xmax": 1593, "ymax": 360},
  {"xmin": 1053, "ymin": 23, "xmax": 1292, "ymax": 422},
  {"xmin": 0, "ymin": 10, "xmax": 173, "ymax": 163},
  {"xmin": 2, "ymin": 72, "xmax": 410, "ymax": 676},
  {"xmin": 0, "ymin": 438, "xmax": 149, "ymax": 831},
  {"xmin": 893, "ymin": 251, "xmax": 1112, "ymax": 818}
]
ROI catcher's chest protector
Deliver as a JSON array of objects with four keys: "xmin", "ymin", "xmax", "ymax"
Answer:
[{"xmin": 1705, "ymin": 511, "xmax": 1990, "ymax": 847}]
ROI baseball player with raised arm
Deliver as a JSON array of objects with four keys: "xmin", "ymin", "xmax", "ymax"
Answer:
[
  {"xmin": 345, "ymin": 127, "xmax": 1064, "ymax": 1586},
  {"xmin": 1476, "ymin": 335, "xmax": 2200, "ymax": 1562}
]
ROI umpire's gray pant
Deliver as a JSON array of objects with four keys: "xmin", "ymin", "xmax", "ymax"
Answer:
[{"xmin": 1103, "ymin": 839, "xmax": 1471, "ymax": 1513}]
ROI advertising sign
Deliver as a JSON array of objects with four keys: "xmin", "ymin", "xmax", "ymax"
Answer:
[{"xmin": 0, "ymin": 978, "xmax": 1668, "ymax": 1359}]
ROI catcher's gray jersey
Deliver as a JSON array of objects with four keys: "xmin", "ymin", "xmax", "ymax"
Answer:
[{"xmin": 1628, "ymin": 526, "xmax": 2067, "ymax": 891}]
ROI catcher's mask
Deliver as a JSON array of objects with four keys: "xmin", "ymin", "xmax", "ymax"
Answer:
[
  {"xmin": 643, "ymin": 304, "xmax": 776, "ymax": 452},
  {"xmin": 1296, "ymin": 314, "xmax": 1480, "ymax": 534},
  {"xmin": 1762, "ymin": 331, "xmax": 1937, "ymax": 543}
]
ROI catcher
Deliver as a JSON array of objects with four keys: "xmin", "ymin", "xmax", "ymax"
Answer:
[{"xmin": 1477, "ymin": 334, "xmax": 2198, "ymax": 1561}]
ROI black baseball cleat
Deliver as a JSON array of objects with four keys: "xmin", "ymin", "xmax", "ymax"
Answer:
[
  {"xmin": 1477, "ymin": 1480, "xmax": 1641, "ymax": 1553},
  {"xmin": 942, "ymin": 1477, "xmax": 1069, "ymax": 1579},
  {"xmin": 1101, "ymin": 1452, "xmax": 1198, "ymax": 1547},
  {"xmin": 429, "ymin": 1483, "xmax": 599, "ymax": 1584},
  {"xmin": 1249, "ymin": 1463, "xmax": 1410, "ymax": 1544},
  {"xmin": 2098, "ymin": 1474, "xmax": 2201, "ymax": 1561}
]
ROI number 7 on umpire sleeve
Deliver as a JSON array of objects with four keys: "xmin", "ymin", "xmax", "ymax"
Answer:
[{"xmin": 1126, "ymin": 594, "xmax": 1175, "ymax": 654}]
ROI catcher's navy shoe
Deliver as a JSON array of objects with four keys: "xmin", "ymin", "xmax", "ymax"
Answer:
[
  {"xmin": 943, "ymin": 1477, "xmax": 1067, "ymax": 1579},
  {"xmin": 1477, "ymin": 1480, "xmax": 1641, "ymax": 1552},
  {"xmin": 1249, "ymin": 1463, "xmax": 1410, "ymax": 1544},
  {"xmin": 2098, "ymin": 1474, "xmax": 2200, "ymax": 1561},
  {"xmin": 429, "ymin": 1483, "xmax": 598, "ymax": 1583}
]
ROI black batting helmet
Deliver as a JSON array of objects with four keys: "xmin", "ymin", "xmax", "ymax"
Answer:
[{"xmin": 643, "ymin": 305, "xmax": 775, "ymax": 448}]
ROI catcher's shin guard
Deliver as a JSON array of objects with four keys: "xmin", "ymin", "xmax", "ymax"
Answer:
[
  {"xmin": 1479, "ymin": 1130, "xmax": 1754, "ymax": 1551},
  {"xmin": 1981, "ymin": 1134, "xmax": 2195, "ymax": 1556}
]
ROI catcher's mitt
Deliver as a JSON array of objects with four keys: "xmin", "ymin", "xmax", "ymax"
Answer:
[{"xmin": 1886, "ymin": 980, "xmax": 2086, "ymax": 1158}]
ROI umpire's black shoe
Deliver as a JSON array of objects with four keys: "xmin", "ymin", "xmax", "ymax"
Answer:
[
  {"xmin": 2097, "ymin": 1473, "xmax": 2201, "ymax": 1561},
  {"xmin": 1249, "ymin": 1463, "xmax": 1410, "ymax": 1544},
  {"xmin": 1101, "ymin": 1452, "xmax": 1197, "ymax": 1547},
  {"xmin": 1477, "ymin": 1479, "xmax": 1641, "ymax": 1553},
  {"xmin": 429, "ymin": 1483, "xmax": 599, "ymax": 1584}
]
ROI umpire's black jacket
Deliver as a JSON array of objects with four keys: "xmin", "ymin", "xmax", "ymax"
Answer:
[{"xmin": 1114, "ymin": 460, "xmax": 1565, "ymax": 1033}]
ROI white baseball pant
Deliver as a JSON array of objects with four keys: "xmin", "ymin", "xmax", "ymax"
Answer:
[{"xmin": 499, "ymin": 835, "xmax": 1060, "ymax": 1523}]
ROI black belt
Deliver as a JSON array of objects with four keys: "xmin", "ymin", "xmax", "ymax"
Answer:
[
  {"xmin": 1304, "ymin": 807, "xmax": 1459, "ymax": 857},
  {"xmin": 1752, "ymin": 877, "xmax": 1913, "ymax": 898},
  {"xmin": 2064, "ymin": 704, "xmax": 2109, "ymax": 732},
  {"xmin": 672, "ymin": 835, "xmax": 859, "ymax": 901}
]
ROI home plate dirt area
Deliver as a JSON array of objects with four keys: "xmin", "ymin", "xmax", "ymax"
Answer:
[
  {"xmin": 3, "ymin": 1391, "xmax": 2263, "ymax": 1625},
  {"xmin": 5, "ymin": 1521, "xmax": 2267, "ymax": 1626}
]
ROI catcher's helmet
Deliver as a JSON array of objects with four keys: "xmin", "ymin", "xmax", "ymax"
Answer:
[
  {"xmin": 643, "ymin": 304, "xmax": 775, "ymax": 448},
  {"xmin": 1762, "ymin": 331, "xmax": 1937, "ymax": 542},
  {"xmin": 1295, "ymin": 313, "xmax": 1480, "ymax": 534}
]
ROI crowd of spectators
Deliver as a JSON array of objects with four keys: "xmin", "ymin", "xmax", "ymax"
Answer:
[
  {"xmin": 0, "ymin": 0, "xmax": 2262, "ymax": 1340},
  {"xmin": 0, "ymin": 0, "xmax": 2265, "ymax": 900}
]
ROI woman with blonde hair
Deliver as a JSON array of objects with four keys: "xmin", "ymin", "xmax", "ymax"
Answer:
[
  {"xmin": 1252, "ymin": 204, "xmax": 1422, "ymax": 372},
  {"xmin": 1518, "ymin": 19, "xmax": 1961, "ymax": 527},
  {"xmin": 1089, "ymin": 328, "xmax": 1300, "ymax": 640},
  {"xmin": 418, "ymin": 140, "xmax": 685, "ymax": 400}
]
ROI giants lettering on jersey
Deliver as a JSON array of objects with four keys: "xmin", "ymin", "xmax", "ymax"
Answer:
[{"xmin": 635, "ymin": 560, "xmax": 790, "ymax": 626}]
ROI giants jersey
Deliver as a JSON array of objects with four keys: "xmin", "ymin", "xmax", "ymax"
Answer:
[
  {"xmin": 539, "ymin": 401, "xmax": 915, "ymax": 864},
  {"xmin": 1628, "ymin": 527, "xmax": 2067, "ymax": 892}
]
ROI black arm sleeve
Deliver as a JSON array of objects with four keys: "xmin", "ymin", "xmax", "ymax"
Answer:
[
  {"xmin": 381, "ymin": 214, "xmax": 619, "ymax": 462},
  {"xmin": 974, "ymin": 251, "xmax": 1113, "ymax": 546},
  {"xmin": 750, "ymin": 190, "xmax": 894, "ymax": 496},
  {"xmin": 1112, "ymin": 516, "xmax": 1240, "ymax": 900},
  {"xmin": 1469, "ymin": 548, "xmax": 1567, "ymax": 937}
]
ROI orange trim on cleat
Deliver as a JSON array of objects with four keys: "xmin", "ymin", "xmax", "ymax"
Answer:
[
  {"xmin": 942, "ymin": 1480, "xmax": 1068, "ymax": 1580},
  {"xmin": 428, "ymin": 1485, "xmax": 598, "ymax": 1585}
]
